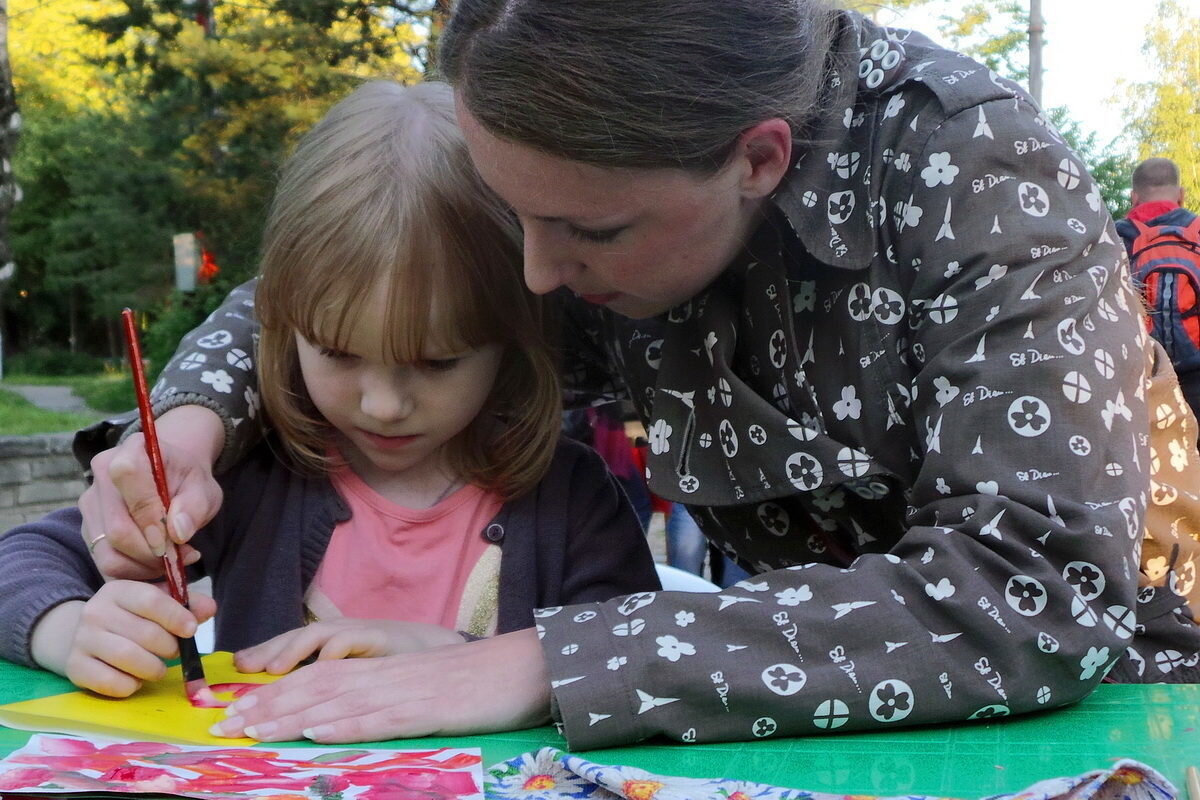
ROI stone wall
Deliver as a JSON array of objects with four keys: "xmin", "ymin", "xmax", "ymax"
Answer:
[{"xmin": 0, "ymin": 433, "xmax": 85, "ymax": 532}]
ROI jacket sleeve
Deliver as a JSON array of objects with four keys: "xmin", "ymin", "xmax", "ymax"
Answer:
[
  {"xmin": 73, "ymin": 279, "xmax": 265, "ymax": 475},
  {"xmin": 534, "ymin": 97, "xmax": 1150, "ymax": 749},
  {"xmin": 0, "ymin": 508, "xmax": 103, "ymax": 667}
]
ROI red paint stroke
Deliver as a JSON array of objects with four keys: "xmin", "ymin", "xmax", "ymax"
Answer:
[
  {"xmin": 188, "ymin": 682, "xmax": 263, "ymax": 709},
  {"xmin": 3, "ymin": 738, "xmax": 483, "ymax": 800}
]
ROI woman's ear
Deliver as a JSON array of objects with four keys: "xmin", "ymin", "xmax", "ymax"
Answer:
[{"xmin": 735, "ymin": 118, "xmax": 793, "ymax": 200}]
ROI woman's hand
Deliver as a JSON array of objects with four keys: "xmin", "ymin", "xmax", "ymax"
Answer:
[
  {"xmin": 212, "ymin": 627, "xmax": 551, "ymax": 742},
  {"xmin": 234, "ymin": 619, "xmax": 468, "ymax": 675},
  {"xmin": 29, "ymin": 582, "xmax": 217, "ymax": 698},
  {"xmin": 79, "ymin": 406, "xmax": 225, "ymax": 580}
]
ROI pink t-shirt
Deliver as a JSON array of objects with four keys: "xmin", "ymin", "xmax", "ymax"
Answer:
[{"xmin": 308, "ymin": 466, "xmax": 503, "ymax": 632}]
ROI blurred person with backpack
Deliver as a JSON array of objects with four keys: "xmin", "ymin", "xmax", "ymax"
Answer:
[{"xmin": 1117, "ymin": 157, "xmax": 1200, "ymax": 418}]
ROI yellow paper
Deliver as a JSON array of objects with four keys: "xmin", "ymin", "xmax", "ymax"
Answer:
[{"xmin": 0, "ymin": 651, "xmax": 280, "ymax": 745}]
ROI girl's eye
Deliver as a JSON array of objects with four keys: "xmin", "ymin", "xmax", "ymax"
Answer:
[
  {"xmin": 421, "ymin": 358, "xmax": 461, "ymax": 372},
  {"xmin": 318, "ymin": 346, "xmax": 356, "ymax": 361},
  {"xmin": 568, "ymin": 225, "xmax": 625, "ymax": 244}
]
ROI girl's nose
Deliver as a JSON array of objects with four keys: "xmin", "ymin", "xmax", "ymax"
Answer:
[{"xmin": 359, "ymin": 368, "xmax": 413, "ymax": 423}]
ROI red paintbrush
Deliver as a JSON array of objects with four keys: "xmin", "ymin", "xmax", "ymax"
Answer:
[{"xmin": 120, "ymin": 308, "xmax": 209, "ymax": 701}]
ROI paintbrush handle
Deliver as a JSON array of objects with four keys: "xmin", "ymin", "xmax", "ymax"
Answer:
[{"xmin": 120, "ymin": 309, "xmax": 191, "ymax": 610}]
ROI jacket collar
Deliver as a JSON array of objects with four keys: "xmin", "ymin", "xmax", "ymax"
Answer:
[{"xmin": 771, "ymin": 12, "xmax": 927, "ymax": 271}]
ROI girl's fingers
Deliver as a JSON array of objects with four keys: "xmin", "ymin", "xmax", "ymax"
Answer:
[
  {"xmin": 317, "ymin": 631, "xmax": 374, "ymax": 662},
  {"xmin": 64, "ymin": 651, "xmax": 144, "ymax": 698},
  {"xmin": 91, "ymin": 582, "xmax": 198, "ymax": 640},
  {"xmin": 70, "ymin": 628, "xmax": 169, "ymax": 685},
  {"xmin": 236, "ymin": 628, "xmax": 323, "ymax": 675}
]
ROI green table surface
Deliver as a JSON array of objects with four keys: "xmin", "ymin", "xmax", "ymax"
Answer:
[{"xmin": 0, "ymin": 659, "xmax": 1197, "ymax": 797}]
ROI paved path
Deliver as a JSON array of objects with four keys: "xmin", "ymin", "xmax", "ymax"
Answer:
[{"xmin": 3, "ymin": 384, "xmax": 97, "ymax": 414}]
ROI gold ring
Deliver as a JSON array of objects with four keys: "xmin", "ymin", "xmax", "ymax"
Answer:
[{"xmin": 86, "ymin": 533, "xmax": 107, "ymax": 554}]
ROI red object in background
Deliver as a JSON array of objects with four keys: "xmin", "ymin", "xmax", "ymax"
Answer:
[{"xmin": 195, "ymin": 232, "xmax": 220, "ymax": 284}]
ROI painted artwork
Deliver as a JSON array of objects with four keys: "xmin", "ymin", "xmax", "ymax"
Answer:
[
  {"xmin": 0, "ymin": 653, "xmax": 277, "ymax": 745},
  {"xmin": 0, "ymin": 735, "xmax": 483, "ymax": 800}
]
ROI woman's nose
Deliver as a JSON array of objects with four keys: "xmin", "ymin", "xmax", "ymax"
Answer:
[{"xmin": 522, "ymin": 226, "xmax": 581, "ymax": 295}]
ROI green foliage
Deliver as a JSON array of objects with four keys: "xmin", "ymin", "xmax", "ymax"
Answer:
[
  {"xmin": 6, "ymin": 98, "xmax": 177, "ymax": 352},
  {"xmin": 5, "ymin": 0, "xmax": 428, "ymax": 357},
  {"xmin": 72, "ymin": 375, "xmax": 137, "ymax": 413},
  {"xmin": 0, "ymin": 388, "xmax": 100, "ymax": 435},
  {"xmin": 3, "ymin": 348, "xmax": 108, "ymax": 376},
  {"xmin": 936, "ymin": 1, "xmax": 1029, "ymax": 82},
  {"xmin": 143, "ymin": 278, "xmax": 243, "ymax": 380},
  {"xmin": 1124, "ymin": 0, "xmax": 1200, "ymax": 203}
]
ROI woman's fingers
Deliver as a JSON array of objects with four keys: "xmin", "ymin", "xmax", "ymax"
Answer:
[
  {"xmin": 79, "ymin": 406, "xmax": 226, "ymax": 580},
  {"xmin": 106, "ymin": 438, "xmax": 169, "ymax": 554}
]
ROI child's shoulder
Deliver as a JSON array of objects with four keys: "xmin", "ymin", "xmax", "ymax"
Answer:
[{"xmin": 535, "ymin": 433, "xmax": 626, "ymax": 491}]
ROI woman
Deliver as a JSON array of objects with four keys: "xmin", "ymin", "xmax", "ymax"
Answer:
[{"xmin": 76, "ymin": 0, "xmax": 1200, "ymax": 748}]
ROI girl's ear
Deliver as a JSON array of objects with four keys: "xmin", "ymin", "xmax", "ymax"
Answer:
[{"xmin": 734, "ymin": 118, "xmax": 793, "ymax": 200}]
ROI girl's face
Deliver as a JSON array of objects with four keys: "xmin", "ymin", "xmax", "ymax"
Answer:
[
  {"xmin": 457, "ymin": 101, "xmax": 768, "ymax": 319},
  {"xmin": 295, "ymin": 286, "xmax": 503, "ymax": 490}
]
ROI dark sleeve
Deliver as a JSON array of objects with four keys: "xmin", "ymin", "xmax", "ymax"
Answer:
[
  {"xmin": 557, "ymin": 440, "xmax": 661, "ymax": 606},
  {"xmin": 72, "ymin": 279, "xmax": 264, "ymax": 475},
  {"xmin": 0, "ymin": 508, "xmax": 103, "ymax": 667}
]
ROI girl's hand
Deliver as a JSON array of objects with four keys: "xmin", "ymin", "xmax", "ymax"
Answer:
[
  {"xmin": 212, "ymin": 627, "xmax": 550, "ymax": 742},
  {"xmin": 29, "ymin": 582, "xmax": 217, "ymax": 697},
  {"xmin": 234, "ymin": 619, "xmax": 468, "ymax": 675},
  {"xmin": 80, "ymin": 406, "xmax": 225, "ymax": 580}
]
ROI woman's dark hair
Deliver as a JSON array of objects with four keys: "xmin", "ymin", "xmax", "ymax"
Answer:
[{"xmin": 439, "ymin": 0, "xmax": 840, "ymax": 172}]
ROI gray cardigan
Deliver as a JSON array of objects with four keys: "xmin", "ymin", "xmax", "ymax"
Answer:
[{"xmin": 0, "ymin": 435, "xmax": 661, "ymax": 666}]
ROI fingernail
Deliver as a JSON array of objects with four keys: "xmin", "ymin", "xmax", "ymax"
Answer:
[
  {"xmin": 227, "ymin": 694, "xmax": 257, "ymax": 715},
  {"xmin": 147, "ymin": 524, "xmax": 167, "ymax": 558},
  {"xmin": 182, "ymin": 618, "xmax": 197, "ymax": 636},
  {"xmin": 172, "ymin": 513, "xmax": 194, "ymax": 543},
  {"xmin": 303, "ymin": 725, "xmax": 334, "ymax": 741},
  {"xmin": 244, "ymin": 721, "xmax": 276, "ymax": 740},
  {"xmin": 209, "ymin": 717, "xmax": 240, "ymax": 737}
]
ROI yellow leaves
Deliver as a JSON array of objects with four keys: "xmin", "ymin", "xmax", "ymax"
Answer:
[
  {"xmin": 10, "ymin": 0, "xmax": 129, "ymax": 112},
  {"xmin": 1124, "ymin": 0, "xmax": 1200, "ymax": 200}
]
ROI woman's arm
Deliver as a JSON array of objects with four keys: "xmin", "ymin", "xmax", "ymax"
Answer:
[{"xmin": 73, "ymin": 279, "xmax": 262, "ymax": 579}]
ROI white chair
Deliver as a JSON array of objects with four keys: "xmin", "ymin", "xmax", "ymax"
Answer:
[
  {"xmin": 194, "ymin": 618, "xmax": 215, "ymax": 654},
  {"xmin": 655, "ymin": 563, "xmax": 721, "ymax": 592}
]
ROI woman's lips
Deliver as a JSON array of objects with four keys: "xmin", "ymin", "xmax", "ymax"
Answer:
[{"xmin": 578, "ymin": 291, "xmax": 621, "ymax": 305}]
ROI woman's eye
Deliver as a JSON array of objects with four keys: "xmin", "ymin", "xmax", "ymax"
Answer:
[{"xmin": 568, "ymin": 225, "xmax": 624, "ymax": 244}]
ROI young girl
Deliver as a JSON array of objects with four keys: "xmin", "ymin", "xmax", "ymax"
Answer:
[{"xmin": 0, "ymin": 80, "xmax": 660, "ymax": 702}]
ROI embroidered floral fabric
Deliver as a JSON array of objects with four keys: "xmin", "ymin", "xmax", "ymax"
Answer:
[{"xmin": 484, "ymin": 750, "xmax": 1177, "ymax": 800}]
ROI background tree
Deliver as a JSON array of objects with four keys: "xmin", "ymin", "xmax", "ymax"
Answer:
[
  {"xmin": 0, "ymin": 0, "xmax": 17, "ymax": 373},
  {"xmin": 1123, "ymin": 0, "xmax": 1200, "ymax": 203},
  {"xmin": 2, "ymin": 0, "xmax": 430, "ymax": 363}
]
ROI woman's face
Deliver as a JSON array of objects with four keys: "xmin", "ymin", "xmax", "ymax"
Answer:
[{"xmin": 457, "ymin": 101, "xmax": 768, "ymax": 319}]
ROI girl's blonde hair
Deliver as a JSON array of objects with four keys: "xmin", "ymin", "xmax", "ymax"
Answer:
[{"xmin": 257, "ymin": 80, "xmax": 561, "ymax": 500}]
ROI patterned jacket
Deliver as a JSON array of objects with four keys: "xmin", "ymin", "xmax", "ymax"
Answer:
[{"xmin": 82, "ymin": 11, "xmax": 1200, "ymax": 750}]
